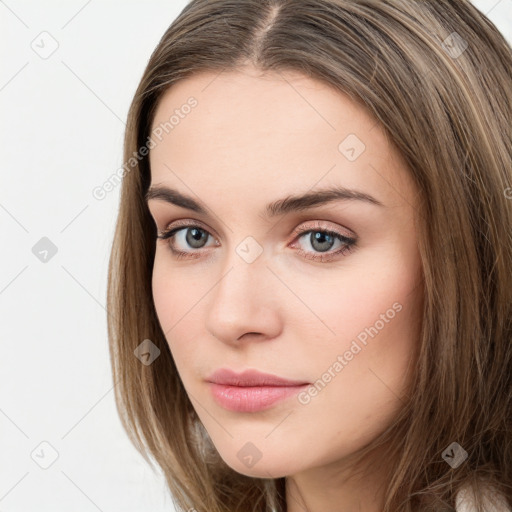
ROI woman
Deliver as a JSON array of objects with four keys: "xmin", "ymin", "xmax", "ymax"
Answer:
[{"xmin": 107, "ymin": 1, "xmax": 512, "ymax": 510}]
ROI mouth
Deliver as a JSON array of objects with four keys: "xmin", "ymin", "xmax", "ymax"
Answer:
[{"xmin": 205, "ymin": 368, "xmax": 310, "ymax": 412}]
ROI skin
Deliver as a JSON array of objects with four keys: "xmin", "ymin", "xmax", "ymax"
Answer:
[{"xmin": 147, "ymin": 65, "xmax": 424, "ymax": 512}]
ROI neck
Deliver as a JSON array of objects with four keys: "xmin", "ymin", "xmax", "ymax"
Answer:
[{"xmin": 285, "ymin": 452, "xmax": 389, "ymax": 512}]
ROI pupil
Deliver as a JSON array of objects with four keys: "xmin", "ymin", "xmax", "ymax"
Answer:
[
  {"xmin": 311, "ymin": 232, "xmax": 334, "ymax": 252},
  {"xmin": 187, "ymin": 228, "xmax": 207, "ymax": 248}
]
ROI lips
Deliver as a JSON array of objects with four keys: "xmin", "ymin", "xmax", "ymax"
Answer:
[
  {"xmin": 205, "ymin": 368, "xmax": 311, "ymax": 412},
  {"xmin": 205, "ymin": 368, "xmax": 309, "ymax": 387}
]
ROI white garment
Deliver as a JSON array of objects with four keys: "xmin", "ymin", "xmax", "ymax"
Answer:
[
  {"xmin": 274, "ymin": 482, "xmax": 510, "ymax": 511},
  {"xmin": 455, "ymin": 482, "xmax": 511, "ymax": 512}
]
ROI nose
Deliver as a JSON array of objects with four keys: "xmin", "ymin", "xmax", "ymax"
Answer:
[{"xmin": 204, "ymin": 251, "xmax": 282, "ymax": 345}]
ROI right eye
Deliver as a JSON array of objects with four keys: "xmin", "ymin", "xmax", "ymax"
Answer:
[{"xmin": 157, "ymin": 224, "xmax": 219, "ymax": 259}]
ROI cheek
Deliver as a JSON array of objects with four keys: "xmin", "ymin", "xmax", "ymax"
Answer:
[
  {"xmin": 285, "ymin": 241, "xmax": 423, "ymax": 415},
  {"xmin": 151, "ymin": 256, "xmax": 173, "ymax": 331},
  {"xmin": 285, "ymin": 276, "xmax": 422, "ymax": 470},
  {"xmin": 151, "ymin": 250, "xmax": 202, "ymax": 330},
  {"xmin": 283, "ymin": 239, "xmax": 423, "ymax": 350},
  {"xmin": 151, "ymin": 256, "xmax": 189, "ymax": 356},
  {"xmin": 151, "ymin": 253, "xmax": 213, "ymax": 374}
]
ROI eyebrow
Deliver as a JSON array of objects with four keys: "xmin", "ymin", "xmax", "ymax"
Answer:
[{"xmin": 145, "ymin": 184, "xmax": 384, "ymax": 218}]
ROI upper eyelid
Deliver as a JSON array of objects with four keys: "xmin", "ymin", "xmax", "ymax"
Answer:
[
  {"xmin": 157, "ymin": 219, "xmax": 218, "ymax": 239},
  {"xmin": 159, "ymin": 219, "xmax": 356, "ymax": 244},
  {"xmin": 149, "ymin": 202, "xmax": 358, "ymax": 238}
]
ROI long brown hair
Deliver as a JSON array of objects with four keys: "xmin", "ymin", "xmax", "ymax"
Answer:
[{"xmin": 106, "ymin": 1, "xmax": 512, "ymax": 510}]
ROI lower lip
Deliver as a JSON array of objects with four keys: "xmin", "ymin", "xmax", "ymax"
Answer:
[{"xmin": 208, "ymin": 383, "xmax": 310, "ymax": 412}]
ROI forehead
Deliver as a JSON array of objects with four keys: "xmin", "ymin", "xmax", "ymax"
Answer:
[{"xmin": 148, "ymin": 66, "xmax": 416, "ymax": 211}]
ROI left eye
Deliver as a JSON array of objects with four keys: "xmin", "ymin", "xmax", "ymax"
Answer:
[
  {"xmin": 157, "ymin": 225, "xmax": 357, "ymax": 262},
  {"xmin": 293, "ymin": 229, "xmax": 354, "ymax": 255}
]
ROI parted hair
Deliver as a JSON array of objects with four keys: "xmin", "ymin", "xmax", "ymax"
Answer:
[{"xmin": 107, "ymin": 1, "xmax": 512, "ymax": 510}]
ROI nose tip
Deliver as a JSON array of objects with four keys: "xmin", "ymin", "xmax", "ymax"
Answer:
[{"xmin": 204, "ymin": 261, "xmax": 282, "ymax": 346}]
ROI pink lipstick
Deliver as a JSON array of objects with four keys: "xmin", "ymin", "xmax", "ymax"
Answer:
[{"xmin": 205, "ymin": 368, "xmax": 310, "ymax": 412}]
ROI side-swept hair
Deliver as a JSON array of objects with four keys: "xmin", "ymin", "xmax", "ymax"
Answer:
[{"xmin": 107, "ymin": 1, "xmax": 512, "ymax": 510}]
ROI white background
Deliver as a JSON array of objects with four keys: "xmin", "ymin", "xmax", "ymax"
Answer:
[{"xmin": 1, "ymin": 1, "xmax": 511, "ymax": 511}]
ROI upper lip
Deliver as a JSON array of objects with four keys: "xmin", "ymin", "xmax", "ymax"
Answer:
[{"xmin": 206, "ymin": 368, "xmax": 309, "ymax": 387}]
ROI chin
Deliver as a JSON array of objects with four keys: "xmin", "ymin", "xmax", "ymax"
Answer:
[{"xmin": 216, "ymin": 448, "xmax": 296, "ymax": 479}]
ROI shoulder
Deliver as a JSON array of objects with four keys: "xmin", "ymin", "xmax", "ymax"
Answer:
[{"xmin": 455, "ymin": 481, "xmax": 511, "ymax": 512}]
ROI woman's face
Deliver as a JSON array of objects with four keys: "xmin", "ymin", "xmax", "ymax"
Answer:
[{"xmin": 147, "ymin": 65, "xmax": 424, "ymax": 480}]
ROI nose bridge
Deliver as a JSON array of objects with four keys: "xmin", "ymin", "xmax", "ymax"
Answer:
[
  {"xmin": 216, "ymin": 229, "xmax": 268, "ymax": 289},
  {"xmin": 213, "ymin": 238, "xmax": 268, "ymax": 311}
]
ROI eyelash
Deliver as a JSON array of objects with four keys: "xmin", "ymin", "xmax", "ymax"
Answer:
[{"xmin": 156, "ymin": 220, "xmax": 357, "ymax": 263}]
